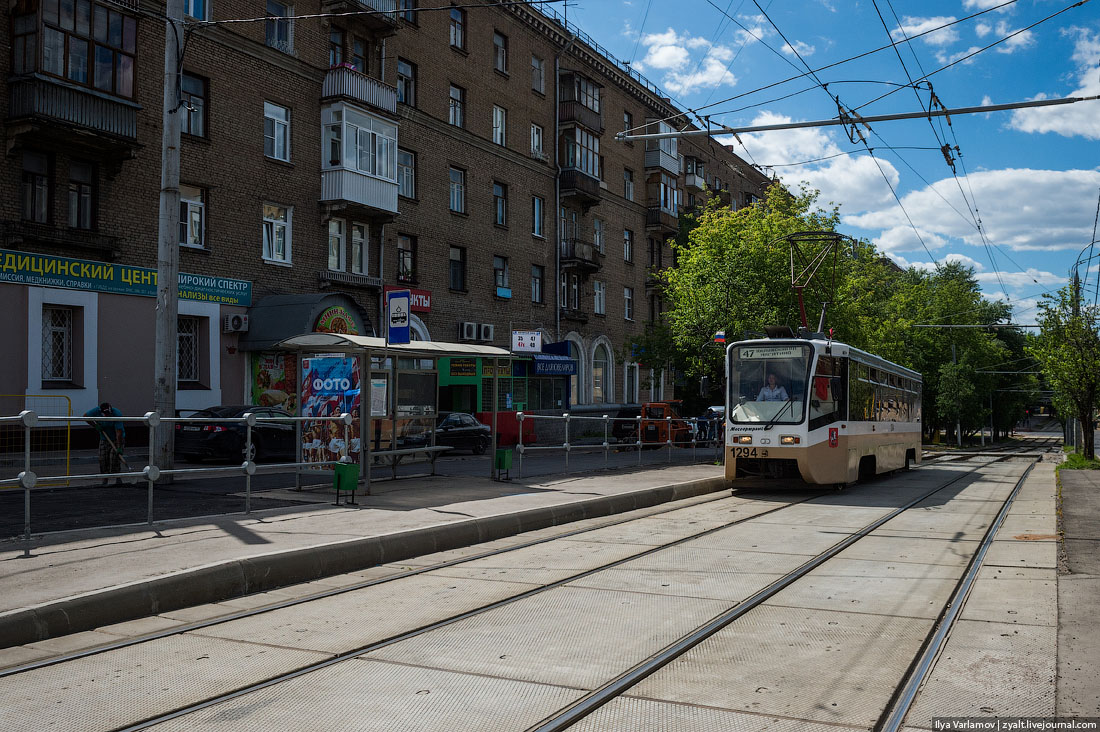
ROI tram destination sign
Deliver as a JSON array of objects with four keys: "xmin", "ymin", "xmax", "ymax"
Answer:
[
  {"xmin": 0, "ymin": 249, "xmax": 252, "ymax": 305},
  {"xmin": 738, "ymin": 346, "xmax": 803, "ymax": 360}
]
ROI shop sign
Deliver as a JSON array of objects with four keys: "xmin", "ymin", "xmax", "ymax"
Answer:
[
  {"xmin": 511, "ymin": 330, "xmax": 542, "ymax": 353},
  {"xmin": 484, "ymin": 363, "xmax": 512, "ymax": 377},
  {"xmin": 0, "ymin": 248, "xmax": 252, "ymax": 305},
  {"xmin": 450, "ymin": 358, "xmax": 477, "ymax": 377},
  {"xmin": 384, "ymin": 285, "xmax": 431, "ymax": 312},
  {"xmin": 314, "ymin": 306, "xmax": 360, "ymax": 335},
  {"xmin": 532, "ymin": 354, "xmax": 577, "ymax": 375}
]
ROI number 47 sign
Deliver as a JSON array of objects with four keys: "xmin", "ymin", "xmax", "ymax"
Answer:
[{"xmin": 511, "ymin": 330, "xmax": 542, "ymax": 353}]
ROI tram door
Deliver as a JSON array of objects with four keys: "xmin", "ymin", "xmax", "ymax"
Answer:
[{"xmin": 808, "ymin": 355, "xmax": 848, "ymax": 431}]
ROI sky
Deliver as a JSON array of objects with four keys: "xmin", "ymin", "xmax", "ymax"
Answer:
[{"xmin": 553, "ymin": 0, "xmax": 1100, "ymax": 324}]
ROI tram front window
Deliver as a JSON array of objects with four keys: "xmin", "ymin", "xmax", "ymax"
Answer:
[{"xmin": 728, "ymin": 344, "xmax": 811, "ymax": 424}]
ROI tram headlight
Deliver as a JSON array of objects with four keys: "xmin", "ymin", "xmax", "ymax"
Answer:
[
  {"xmin": 735, "ymin": 435, "xmax": 752, "ymax": 444},
  {"xmin": 780, "ymin": 435, "xmax": 801, "ymax": 445}
]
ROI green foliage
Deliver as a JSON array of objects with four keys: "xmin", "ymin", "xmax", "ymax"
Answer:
[{"xmin": 1060, "ymin": 452, "xmax": 1100, "ymax": 470}]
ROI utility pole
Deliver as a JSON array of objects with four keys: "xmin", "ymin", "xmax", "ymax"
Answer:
[{"xmin": 153, "ymin": 0, "xmax": 185, "ymax": 470}]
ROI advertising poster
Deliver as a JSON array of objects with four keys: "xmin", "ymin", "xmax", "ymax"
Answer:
[
  {"xmin": 251, "ymin": 353, "xmax": 298, "ymax": 413},
  {"xmin": 301, "ymin": 357, "xmax": 361, "ymax": 469}
]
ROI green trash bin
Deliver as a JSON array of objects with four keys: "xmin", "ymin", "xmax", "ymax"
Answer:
[
  {"xmin": 333, "ymin": 461, "xmax": 360, "ymax": 505},
  {"xmin": 495, "ymin": 448, "xmax": 512, "ymax": 480}
]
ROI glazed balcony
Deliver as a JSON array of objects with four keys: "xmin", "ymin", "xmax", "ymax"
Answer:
[
  {"xmin": 644, "ymin": 146, "xmax": 679, "ymax": 175},
  {"xmin": 684, "ymin": 172, "xmax": 706, "ymax": 193}
]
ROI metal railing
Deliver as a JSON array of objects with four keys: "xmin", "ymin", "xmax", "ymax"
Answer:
[
  {"xmin": 514, "ymin": 411, "xmax": 723, "ymax": 478},
  {"xmin": 2, "ymin": 410, "xmax": 354, "ymax": 556}
]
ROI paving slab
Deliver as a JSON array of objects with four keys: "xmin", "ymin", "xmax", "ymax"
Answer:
[
  {"xmin": 1058, "ymin": 574, "xmax": 1100, "ymax": 715},
  {"xmin": 960, "ymin": 572, "xmax": 1057, "ymax": 626},
  {"xmin": 568, "ymin": 696, "xmax": 863, "ymax": 731},
  {"xmin": 982, "ymin": 537, "xmax": 1058, "ymax": 569},
  {"xmin": 842, "ymin": 534, "xmax": 978, "ymax": 566}
]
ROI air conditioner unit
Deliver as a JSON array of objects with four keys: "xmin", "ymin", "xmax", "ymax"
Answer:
[
  {"xmin": 479, "ymin": 323, "xmax": 495, "ymax": 342},
  {"xmin": 460, "ymin": 321, "xmax": 478, "ymax": 340},
  {"xmin": 223, "ymin": 314, "xmax": 249, "ymax": 333}
]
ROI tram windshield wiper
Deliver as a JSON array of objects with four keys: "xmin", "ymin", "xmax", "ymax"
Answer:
[{"xmin": 762, "ymin": 397, "xmax": 795, "ymax": 431}]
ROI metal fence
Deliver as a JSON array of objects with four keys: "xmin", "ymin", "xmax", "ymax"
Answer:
[{"xmin": 0, "ymin": 394, "xmax": 70, "ymax": 486}]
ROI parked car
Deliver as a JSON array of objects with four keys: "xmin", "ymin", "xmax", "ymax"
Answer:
[
  {"xmin": 174, "ymin": 405, "xmax": 296, "ymax": 463},
  {"xmin": 399, "ymin": 412, "xmax": 492, "ymax": 455}
]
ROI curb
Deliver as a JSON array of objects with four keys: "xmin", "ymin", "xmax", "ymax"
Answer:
[{"xmin": 0, "ymin": 475, "xmax": 730, "ymax": 649}]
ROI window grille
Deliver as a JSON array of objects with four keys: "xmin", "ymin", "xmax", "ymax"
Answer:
[
  {"xmin": 178, "ymin": 317, "xmax": 199, "ymax": 383},
  {"xmin": 42, "ymin": 307, "xmax": 72, "ymax": 381}
]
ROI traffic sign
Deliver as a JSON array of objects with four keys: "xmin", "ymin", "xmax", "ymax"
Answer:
[{"xmin": 386, "ymin": 289, "xmax": 411, "ymax": 345}]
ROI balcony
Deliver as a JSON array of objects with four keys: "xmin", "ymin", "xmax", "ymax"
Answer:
[
  {"xmin": 560, "ymin": 238, "xmax": 600, "ymax": 274},
  {"xmin": 7, "ymin": 75, "xmax": 140, "ymax": 161},
  {"xmin": 684, "ymin": 172, "xmax": 706, "ymax": 193},
  {"xmin": 321, "ymin": 169, "xmax": 398, "ymax": 220},
  {"xmin": 560, "ymin": 307, "xmax": 589, "ymax": 324},
  {"xmin": 646, "ymin": 207, "xmax": 679, "ymax": 234},
  {"xmin": 0, "ymin": 220, "xmax": 121, "ymax": 260},
  {"xmin": 319, "ymin": 269, "xmax": 382, "ymax": 290},
  {"xmin": 322, "ymin": 66, "xmax": 398, "ymax": 117},
  {"xmin": 558, "ymin": 100, "xmax": 603, "ymax": 133},
  {"xmin": 320, "ymin": 0, "xmax": 399, "ymax": 33},
  {"xmin": 644, "ymin": 146, "xmax": 679, "ymax": 175},
  {"xmin": 559, "ymin": 168, "xmax": 601, "ymax": 209}
]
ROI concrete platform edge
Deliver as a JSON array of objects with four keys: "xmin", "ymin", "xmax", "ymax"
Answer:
[{"xmin": 0, "ymin": 476, "xmax": 730, "ymax": 649}]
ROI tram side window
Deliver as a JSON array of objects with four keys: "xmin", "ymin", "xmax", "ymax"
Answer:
[
  {"xmin": 809, "ymin": 355, "xmax": 847, "ymax": 430},
  {"xmin": 850, "ymin": 361, "xmax": 874, "ymax": 421}
]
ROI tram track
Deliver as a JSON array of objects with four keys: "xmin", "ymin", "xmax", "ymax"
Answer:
[{"xmin": 0, "ymin": 447, "xmax": 1052, "ymax": 731}]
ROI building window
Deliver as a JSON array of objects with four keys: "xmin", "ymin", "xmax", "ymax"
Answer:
[
  {"xmin": 177, "ymin": 316, "xmax": 199, "ymax": 384},
  {"xmin": 179, "ymin": 184, "xmax": 205, "ymax": 248},
  {"xmin": 184, "ymin": 0, "xmax": 207, "ymax": 20},
  {"xmin": 448, "ymin": 84, "xmax": 465, "ymax": 127},
  {"xmin": 397, "ymin": 58, "xmax": 416, "ymax": 106},
  {"xmin": 36, "ymin": 1, "xmax": 137, "ymax": 98},
  {"xmin": 492, "ymin": 105, "xmax": 507, "ymax": 146},
  {"xmin": 67, "ymin": 161, "xmax": 95, "ymax": 230},
  {"xmin": 624, "ymin": 168, "xmax": 634, "ymax": 201},
  {"xmin": 181, "ymin": 73, "xmax": 206, "ymax": 137},
  {"xmin": 449, "ymin": 246, "xmax": 466, "ymax": 291},
  {"xmin": 351, "ymin": 223, "xmax": 367, "ymax": 274},
  {"xmin": 570, "ymin": 274, "xmax": 580, "ymax": 310},
  {"xmin": 41, "ymin": 306, "xmax": 72, "ymax": 382},
  {"xmin": 625, "ymin": 362, "xmax": 638, "ymax": 403},
  {"xmin": 351, "ymin": 37, "xmax": 367, "ymax": 73},
  {"xmin": 659, "ymin": 173, "xmax": 679, "ymax": 213},
  {"xmin": 21, "ymin": 151, "xmax": 49, "ymax": 224},
  {"xmin": 559, "ymin": 272, "xmax": 567, "ymax": 306},
  {"xmin": 398, "ymin": 149, "xmax": 416, "ymax": 199},
  {"xmin": 321, "ymin": 105, "xmax": 397, "ymax": 180},
  {"xmin": 399, "ymin": 0, "xmax": 417, "ymax": 23},
  {"xmin": 328, "ymin": 218, "xmax": 345, "ymax": 271},
  {"xmin": 624, "ymin": 229, "xmax": 634, "ymax": 263},
  {"xmin": 593, "ymin": 218, "xmax": 604, "ymax": 254},
  {"xmin": 397, "ymin": 234, "xmax": 416, "ymax": 282},
  {"xmin": 449, "ymin": 167, "xmax": 466, "ymax": 213},
  {"xmin": 493, "ymin": 255, "xmax": 509, "ymax": 288},
  {"xmin": 329, "ymin": 28, "xmax": 345, "ymax": 67},
  {"xmin": 493, "ymin": 182, "xmax": 507, "ymax": 226},
  {"xmin": 265, "ymin": 0, "xmax": 293, "ymax": 53},
  {"xmin": 449, "ymin": 7, "xmax": 465, "ymax": 49},
  {"xmin": 531, "ymin": 265, "xmax": 544, "ymax": 303},
  {"xmin": 593, "ymin": 344, "xmax": 610, "ymax": 402},
  {"xmin": 493, "ymin": 32, "xmax": 508, "ymax": 73},
  {"xmin": 624, "ymin": 287, "xmax": 634, "ymax": 320},
  {"xmin": 530, "ymin": 123, "xmax": 544, "ymax": 158},
  {"xmin": 573, "ymin": 75, "xmax": 600, "ymax": 113},
  {"xmin": 262, "ymin": 203, "xmax": 291, "ymax": 263},
  {"xmin": 263, "ymin": 102, "xmax": 290, "ymax": 161},
  {"xmin": 532, "ymin": 196, "xmax": 544, "ymax": 237},
  {"xmin": 623, "ymin": 110, "xmax": 633, "ymax": 134},
  {"xmin": 593, "ymin": 280, "xmax": 605, "ymax": 315},
  {"xmin": 566, "ymin": 128, "xmax": 600, "ymax": 178},
  {"xmin": 531, "ymin": 55, "xmax": 545, "ymax": 93}
]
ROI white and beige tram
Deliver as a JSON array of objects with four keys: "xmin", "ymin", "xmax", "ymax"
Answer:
[{"xmin": 725, "ymin": 335, "xmax": 922, "ymax": 486}]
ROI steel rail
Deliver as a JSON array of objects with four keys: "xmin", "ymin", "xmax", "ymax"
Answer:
[
  {"xmin": 0, "ymin": 486, "xmax": 817, "ymax": 679},
  {"xmin": 875, "ymin": 459, "xmax": 1040, "ymax": 731},
  {"xmin": 524, "ymin": 450, "xmax": 1044, "ymax": 732}
]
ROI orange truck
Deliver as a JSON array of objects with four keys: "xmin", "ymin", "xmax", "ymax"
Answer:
[{"xmin": 639, "ymin": 400, "xmax": 693, "ymax": 447}]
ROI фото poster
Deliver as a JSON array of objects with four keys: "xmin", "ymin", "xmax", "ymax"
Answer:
[
  {"xmin": 252, "ymin": 353, "xmax": 297, "ymax": 413},
  {"xmin": 300, "ymin": 357, "xmax": 361, "ymax": 468}
]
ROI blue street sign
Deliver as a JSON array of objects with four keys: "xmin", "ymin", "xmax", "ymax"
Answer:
[{"xmin": 386, "ymin": 289, "xmax": 411, "ymax": 345}]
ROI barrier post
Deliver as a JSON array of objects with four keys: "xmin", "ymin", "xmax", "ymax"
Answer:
[
  {"xmin": 22, "ymin": 410, "xmax": 37, "ymax": 556},
  {"xmin": 667, "ymin": 416, "xmax": 673, "ymax": 463},
  {"xmin": 691, "ymin": 417, "xmax": 697, "ymax": 462},
  {"xmin": 244, "ymin": 412, "xmax": 254, "ymax": 514},
  {"xmin": 603, "ymin": 414, "xmax": 609, "ymax": 469},
  {"xmin": 516, "ymin": 412, "xmax": 524, "ymax": 478},
  {"xmin": 145, "ymin": 412, "xmax": 160, "ymax": 524},
  {"xmin": 563, "ymin": 413, "xmax": 570, "ymax": 471},
  {"xmin": 636, "ymin": 415, "xmax": 642, "ymax": 466}
]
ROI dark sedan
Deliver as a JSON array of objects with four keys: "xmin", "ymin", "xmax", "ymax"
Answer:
[
  {"xmin": 174, "ymin": 405, "xmax": 296, "ymax": 463},
  {"xmin": 400, "ymin": 412, "xmax": 492, "ymax": 455}
]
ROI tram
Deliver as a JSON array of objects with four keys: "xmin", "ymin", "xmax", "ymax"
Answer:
[{"xmin": 725, "ymin": 330, "xmax": 922, "ymax": 487}]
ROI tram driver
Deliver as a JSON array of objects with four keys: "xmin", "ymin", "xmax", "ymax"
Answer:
[{"xmin": 756, "ymin": 372, "xmax": 790, "ymax": 402}]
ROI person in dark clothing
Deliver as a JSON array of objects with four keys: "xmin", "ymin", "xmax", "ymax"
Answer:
[{"xmin": 83, "ymin": 401, "xmax": 125, "ymax": 484}]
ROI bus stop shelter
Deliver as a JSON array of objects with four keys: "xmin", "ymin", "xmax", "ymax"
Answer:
[{"xmin": 274, "ymin": 333, "xmax": 514, "ymax": 490}]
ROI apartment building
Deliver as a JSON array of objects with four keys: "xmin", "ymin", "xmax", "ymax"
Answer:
[{"xmin": 0, "ymin": 0, "xmax": 770, "ymax": 419}]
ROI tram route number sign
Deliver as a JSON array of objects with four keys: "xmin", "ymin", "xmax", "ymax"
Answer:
[{"xmin": 739, "ymin": 346, "xmax": 802, "ymax": 359}]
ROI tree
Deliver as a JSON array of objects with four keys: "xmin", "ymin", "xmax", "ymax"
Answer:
[{"xmin": 1029, "ymin": 283, "xmax": 1100, "ymax": 458}]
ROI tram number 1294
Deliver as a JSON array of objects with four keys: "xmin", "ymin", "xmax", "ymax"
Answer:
[{"xmin": 733, "ymin": 447, "xmax": 768, "ymax": 459}]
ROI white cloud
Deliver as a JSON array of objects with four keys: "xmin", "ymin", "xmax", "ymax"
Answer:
[
  {"xmin": 782, "ymin": 41, "xmax": 816, "ymax": 57},
  {"xmin": 990, "ymin": 21, "xmax": 1035, "ymax": 54},
  {"xmin": 635, "ymin": 28, "xmax": 742, "ymax": 95},
  {"xmin": 873, "ymin": 227, "xmax": 949, "ymax": 254},
  {"xmin": 891, "ymin": 16, "xmax": 959, "ymax": 47},
  {"xmin": 975, "ymin": 269, "xmax": 1065, "ymax": 287},
  {"xmin": 944, "ymin": 253, "xmax": 986, "ymax": 271},
  {"xmin": 975, "ymin": 22, "xmax": 992, "ymax": 38},
  {"xmin": 1011, "ymin": 28, "xmax": 1100, "ymax": 139},
  {"xmin": 963, "ymin": 0, "xmax": 1013, "ymax": 10},
  {"xmin": 935, "ymin": 45, "xmax": 983, "ymax": 65}
]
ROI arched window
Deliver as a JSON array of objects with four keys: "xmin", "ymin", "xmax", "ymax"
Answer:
[
  {"xmin": 592, "ymin": 344, "xmax": 609, "ymax": 403},
  {"xmin": 569, "ymin": 341, "xmax": 580, "ymax": 406}
]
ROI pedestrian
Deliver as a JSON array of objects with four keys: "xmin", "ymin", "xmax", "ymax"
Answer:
[{"xmin": 84, "ymin": 401, "xmax": 125, "ymax": 484}]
